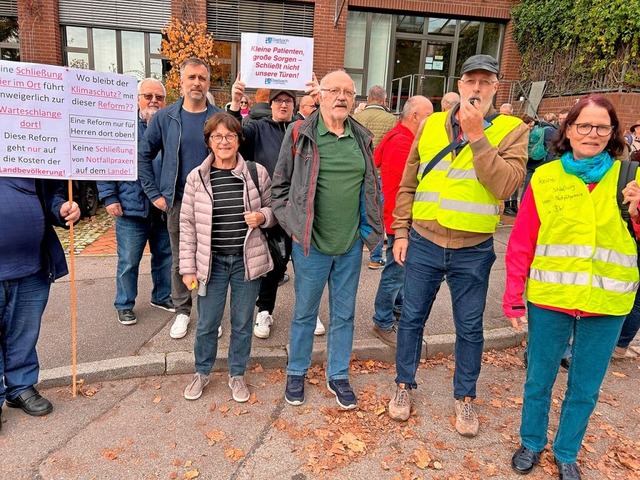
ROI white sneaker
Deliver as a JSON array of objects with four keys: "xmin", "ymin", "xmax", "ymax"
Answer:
[
  {"xmin": 218, "ymin": 325, "xmax": 222, "ymax": 338},
  {"xmin": 314, "ymin": 316, "xmax": 326, "ymax": 336},
  {"xmin": 254, "ymin": 311, "xmax": 273, "ymax": 338},
  {"xmin": 228, "ymin": 375, "xmax": 250, "ymax": 402},
  {"xmin": 170, "ymin": 313, "xmax": 190, "ymax": 339}
]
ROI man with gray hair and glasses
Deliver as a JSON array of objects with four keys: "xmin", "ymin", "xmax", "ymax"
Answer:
[
  {"xmin": 139, "ymin": 58, "xmax": 222, "ymax": 340},
  {"xmin": 99, "ymin": 78, "xmax": 173, "ymax": 326},
  {"xmin": 272, "ymin": 70, "xmax": 383, "ymax": 410}
]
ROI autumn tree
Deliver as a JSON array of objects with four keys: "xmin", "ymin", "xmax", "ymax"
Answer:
[{"xmin": 160, "ymin": 18, "xmax": 225, "ymax": 102}]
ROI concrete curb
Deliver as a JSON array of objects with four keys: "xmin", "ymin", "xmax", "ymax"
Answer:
[{"xmin": 37, "ymin": 327, "xmax": 527, "ymax": 389}]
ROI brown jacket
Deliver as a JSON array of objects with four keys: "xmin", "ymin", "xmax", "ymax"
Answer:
[
  {"xmin": 392, "ymin": 107, "xmax": 529, "ymax": 248},
  {"xmin": 179, "ymin": 153, "xmax": 276, "ymax": 283}
]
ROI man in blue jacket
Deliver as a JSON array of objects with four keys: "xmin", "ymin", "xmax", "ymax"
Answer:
[
  {"xmin": 0, "ymin": 179, "xmax": 80, "ymax": 430},
  {"xmin": 99, "ymin": 78, "xmax": 173, "ymax": 326},
  {"xmin": 138, "ymin": 58, "xmax": 222, "ymax": 339}
]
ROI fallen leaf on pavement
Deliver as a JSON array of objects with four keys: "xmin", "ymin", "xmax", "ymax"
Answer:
[
  {"xmin": 206, "ymin": 429, "xmax": 226, "ymax": 445},
  {"xmin": 224, "ymin": 447, "xmax": 245, "ymax": 462}
]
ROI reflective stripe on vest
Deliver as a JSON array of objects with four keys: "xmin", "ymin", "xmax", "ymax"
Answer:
[
  {"xmin": 527, "ymin": 160, "xmax": 639, "ymax": 315},
  {"xmin": 412, "ymin": 111, "xmax": 523, "ymax": 233},
  {"xmin": 535, "ymin": 244, "xmax": 637, "ymax": 269}
]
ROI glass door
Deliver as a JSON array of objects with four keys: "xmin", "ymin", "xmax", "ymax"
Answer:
[
  {"xmin": 391, "ymin": 38, "xmax": 422, "ymax": 111},
  {"xmin": 419, "ymin": 41, "xmax": 452, "ymax": 110}
]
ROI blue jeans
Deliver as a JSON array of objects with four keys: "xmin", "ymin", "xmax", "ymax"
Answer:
[
  {"xmin": 114, "ymin": 210, "xmax": 172, "ymax": 310},
  {"xmin": 373, "ymin": 234, "xmax": 404, "ymax": 329},
  {"xmin": 194, "ymin": 254, "xmax": 261, "ymax": 377},
  {"xmin": 370, "ymin": 241, "xmax": 384, "ymax": 263},
  {"xmin": 617, "ymin": 280, "xmax": 640, "ymax": 348},
  {"xmin": 395, "ymin": 230, "xmax": 496, "ymax": 397},
  {"xmin": 521, "ymin": 303, "xmax": 625, "ymax": 463},
  {"xmin": 287, "ymin": 238, "xmax": 363, "ymax": 380},
  {"xmin": 0, "ymin": 271, "xmax": 51, "ymax": 404}
]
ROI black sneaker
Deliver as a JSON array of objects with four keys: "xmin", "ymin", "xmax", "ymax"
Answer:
[
  {"xmin": 285, "ymin": 375, "xmax": 305, "ymax": 406},
  {"xmin": 117, "ymin": 309, "xmax": 137, "ymax": 325},
  {"xmin": 278, "ymin": 273, "xmax": 290, "ymax": 287},
  {"xmin": 327, "ymin": 379, "xmax": 357, "ymax": 409},
  {"xmin": 150, "ymin": 300, "xmax": 176, "ymax": 312}
]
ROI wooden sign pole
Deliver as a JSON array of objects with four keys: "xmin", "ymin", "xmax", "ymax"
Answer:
[{"xmin": 68, "ymin": 180, "xmax": 77, "ymax": 397}]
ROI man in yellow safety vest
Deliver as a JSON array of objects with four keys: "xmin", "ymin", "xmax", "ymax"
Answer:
[{"xmin": 387, "ymin": 54, "xmax": 529, "ymax": 437}]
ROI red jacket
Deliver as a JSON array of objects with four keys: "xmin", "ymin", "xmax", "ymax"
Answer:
[{"xmin": 374, "ymin": 121, "xmax": 415, "ymax": 234}]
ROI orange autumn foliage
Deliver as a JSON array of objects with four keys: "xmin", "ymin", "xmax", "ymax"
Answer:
[{"xmin": 160, "ymin": 18, "xmax": 224, "ymax": 101}]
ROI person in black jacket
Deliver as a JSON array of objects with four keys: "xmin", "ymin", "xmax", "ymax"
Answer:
[
  {"xmin": 0, "ymin": 178, "xmax": 79, "ymax": 430},
  {"xmin": 228, "ymin": 77, "xmax": 325, "ymax": 339}
]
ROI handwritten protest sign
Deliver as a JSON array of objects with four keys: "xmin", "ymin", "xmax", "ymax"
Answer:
[
  {"xmin": 240, "ymin": 33, "xmax": 314, "ymax": 91},
  {"xmin": 0, "ymin": 60, "xmax": 138, "ymax": 180}
]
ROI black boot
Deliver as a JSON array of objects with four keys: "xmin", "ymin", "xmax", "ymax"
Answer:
[{"xmin": 504, "ymin": 200, "xmax": 518, "ymax": 217}]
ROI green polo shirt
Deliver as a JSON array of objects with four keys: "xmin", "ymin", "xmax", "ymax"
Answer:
[{"xmin": 311, "ymin": 115, "xmax": 366, "ymax": 255}]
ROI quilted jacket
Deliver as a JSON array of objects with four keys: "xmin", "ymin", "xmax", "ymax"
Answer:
[{"xmin": 179, "ymin": 153, "xmax": 276, "ymax": 283}]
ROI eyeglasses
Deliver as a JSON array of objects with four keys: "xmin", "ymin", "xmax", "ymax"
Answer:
[
  {"xmin": 573, "ymin": 123, "xmax": 613, "ymax": 137},
  {"xmin": 138, "ymin": 93, "xmax": 166, "ymax": 101},
  {"xmin": 321, "ymin": 88, "xmax": 356, "ymax": 99},
  {"xmin": 210, "ymin": 133, "xmax": 238, "ymax": 143},
  {"xmin": 460, "ymin": 79, "xmax": 498, "ymax": 88},
  {"xmin": 272, "ymin": 98, "xmax": 294, "ymax": 106},
  {"xmin": 240, "ymin": 101, "xmax": 248, "ymax": 105}
]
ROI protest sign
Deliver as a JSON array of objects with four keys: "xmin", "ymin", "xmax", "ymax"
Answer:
[
  {"xmin": 240, "ymin": 33, "xmax": 313, "ymax": 91},
  {"xmin": 0, "ymin": 60, "xmax": 138, "ymax": 181}
]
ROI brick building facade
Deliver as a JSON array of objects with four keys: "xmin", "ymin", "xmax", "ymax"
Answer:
[{"xmin": 3, "ymin": 0, "xmax": 638, "ymax": 125}]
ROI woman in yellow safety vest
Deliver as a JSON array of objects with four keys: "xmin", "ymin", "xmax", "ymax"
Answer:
[{"xmin": 503, "ymin": 94, "xmax": 640, "ymax": 480}]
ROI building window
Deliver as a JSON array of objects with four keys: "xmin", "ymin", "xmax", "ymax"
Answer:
[
  {"xmin": 345, "ymin": 11, "xmax": 393, "ymax": 95},
  {"xmin": 62, "ymin": 26, "xmax": 165, "ymax": 80},
  {"xmin": 0, "ymin": 16, "xmax": 19, "ymax": 61},
  {"xmin": 346, "ymin": 9, "xmax": 505, "ymax": 107}
]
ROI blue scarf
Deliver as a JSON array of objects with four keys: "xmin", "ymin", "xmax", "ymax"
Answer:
[{"xmin": 560, "ymin": 151, "xmax": 614, "ymax": 184}]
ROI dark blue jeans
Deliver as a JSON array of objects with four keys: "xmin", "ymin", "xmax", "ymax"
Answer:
[
  {"xmin": 521, "ymin": 303, "xmax": 625, "ymax": 463},
  {"xmin": 395, "ymin": 229, "xmax": 496, "ymax": 398},
  {"xmin": 287, "ymin": 239, "xmax": 363, "ymax": 380},
  {"xmin": 373, "ymin": 234, "xmax": 404, "ymax": 329},
  {"xmin": 0, "ymin": 271, "xmax": 51, "ymax": 404},
  {"xmin": 114, "ymin": 210, "xmax": 172, "ymax": 310},
  {"xmin": 194, "ymin": 254, "xmax": 261, "ymax": 377}
]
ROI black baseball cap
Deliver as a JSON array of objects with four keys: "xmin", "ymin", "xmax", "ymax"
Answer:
[
  {"xmin": 269, "ymin": 89, "xmax": 296, "ymax": 104},
  {"xmin": 460, "ymin": 54, "xmax": 500, "ymax": 76}
]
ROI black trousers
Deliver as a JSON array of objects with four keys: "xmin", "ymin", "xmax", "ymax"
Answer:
[{"xmin": 255, "ymin": 224, "xmax": 292, "ymax": 314}]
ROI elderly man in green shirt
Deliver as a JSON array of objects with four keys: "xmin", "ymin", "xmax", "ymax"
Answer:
[{"xmin": 272, "ymin": 70, "xmax": 384, "ymax": 410}]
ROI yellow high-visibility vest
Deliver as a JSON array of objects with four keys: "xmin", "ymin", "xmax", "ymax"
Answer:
[
  {"xmin": 527, "ymin": 160, "xmax": 639, "ymax": 315},
  {"xmin": 412, "ymin": 112, "xmax": 522, "ymax": 233}
]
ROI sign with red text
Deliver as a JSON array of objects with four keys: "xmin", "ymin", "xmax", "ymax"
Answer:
[
  {"xmin": 240, "ymin": 33, "xmax": 314, "ymax": 91},
  {"xmin": 0, "ymin": 60, "xmax": 137, "ymax": 180}
]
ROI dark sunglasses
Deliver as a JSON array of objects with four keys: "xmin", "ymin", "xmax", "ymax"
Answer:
[{"xmin": 138, "ymin": 93, "xmax": 166, "ymax": 101}]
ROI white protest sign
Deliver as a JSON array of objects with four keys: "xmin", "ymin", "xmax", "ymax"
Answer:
[
  {"xmin": 241, "ymin": 33, "xmax": 314, "ymax": 91},
  {"xmin": 0, "ymin": 60, "xmax": 138, "ymax": 180}
]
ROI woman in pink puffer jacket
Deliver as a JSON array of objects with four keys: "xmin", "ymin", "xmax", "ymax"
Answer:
[{"xmin": 179, "ymin": 113, "xmax": 276, "ymax": 403}]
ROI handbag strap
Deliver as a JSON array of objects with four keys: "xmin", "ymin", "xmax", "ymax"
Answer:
[{"xmin": 617, "ymin": 160, "xmax": 639, "ymax": 238}]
